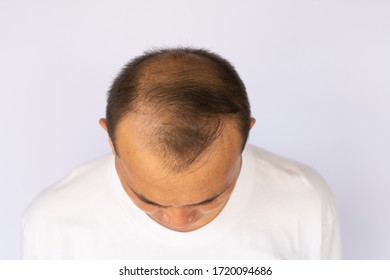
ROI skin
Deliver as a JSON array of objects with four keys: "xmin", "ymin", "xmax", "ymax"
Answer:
[{"xmin": 99, "ymin": 115, "xmax": 255, "ymax": 232}]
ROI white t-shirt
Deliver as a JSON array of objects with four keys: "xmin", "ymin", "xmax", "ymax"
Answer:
[{"xmin": 22, "ymin": 144, "xmax": 342, "ymax": 259}]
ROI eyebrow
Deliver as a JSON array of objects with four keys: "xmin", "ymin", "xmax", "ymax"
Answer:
[{"xmin": 126, "ymin": 182, "xmax": 231, "ymax": 208}]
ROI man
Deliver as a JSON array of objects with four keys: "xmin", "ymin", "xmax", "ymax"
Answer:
[{"xmin": 23, "ymin": 47, "xmax": 341, "ymax": 259}]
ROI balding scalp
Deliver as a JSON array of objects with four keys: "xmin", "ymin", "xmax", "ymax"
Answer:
[{"xmin": 106, "ymin": 47, "xmax": 251, "ymax": 172}]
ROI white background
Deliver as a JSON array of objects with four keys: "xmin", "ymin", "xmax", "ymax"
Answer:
[{"xmin": 1, "ymin": 0, "xmax": 389, "ymax": 259}]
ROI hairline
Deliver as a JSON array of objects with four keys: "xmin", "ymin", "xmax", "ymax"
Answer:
[{"xmin": 112, "ymin": 112, "xmax": 246, "ymax": 162}]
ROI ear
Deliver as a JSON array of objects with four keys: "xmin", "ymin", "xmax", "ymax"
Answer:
[
  {"xmin": 99, "ymin": 118, "xmax": 116, "ymax": 155},
  {"xmin": 249, "ymin": 117, "xmax": 256, "ymax": 129}
]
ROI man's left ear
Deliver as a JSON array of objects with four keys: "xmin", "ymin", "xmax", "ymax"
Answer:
[{"xmin": 250, "ymin": 117, "xmax": 256, "ymax": 129}]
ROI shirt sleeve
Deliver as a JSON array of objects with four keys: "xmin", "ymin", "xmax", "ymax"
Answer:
[
  {"xmin": 21, "ymin": 206, "xmax": 40, "ymax": 259},
  {"xmin": 320, "ymin": 195, "xmax": 343, "ymax": 259}
]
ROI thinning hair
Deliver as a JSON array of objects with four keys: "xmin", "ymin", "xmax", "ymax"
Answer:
[{"xmin": 106, "ymin": 47, "xmax": 251, "ymax": 172}]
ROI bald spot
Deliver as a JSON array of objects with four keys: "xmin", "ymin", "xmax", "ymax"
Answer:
[{"xmin": 136, "ymin": 53, "xmax": 225, "ymax": 95}]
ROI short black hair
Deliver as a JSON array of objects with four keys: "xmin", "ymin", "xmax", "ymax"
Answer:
[{"xmin": 106, "ymin": 47, "xmax": 251, "ymax": 172}]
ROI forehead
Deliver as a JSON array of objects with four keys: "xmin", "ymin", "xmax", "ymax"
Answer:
[
  {"xmin": 115, "ymin": 117, "xmax": 243, "ymax": 205},
  {"xmin": 117, "ymin": 155, "xmax": 240, "ymax": 207}
]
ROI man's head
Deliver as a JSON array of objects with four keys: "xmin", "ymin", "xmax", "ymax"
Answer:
[{"xmin": 100, "ymin": 47, "xmax": 255, "ymax": 231}]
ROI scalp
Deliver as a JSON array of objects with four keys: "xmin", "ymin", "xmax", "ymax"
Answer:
[{"xmin": 106, "ymin": 48, "xmax": 251, "ymax": 173}]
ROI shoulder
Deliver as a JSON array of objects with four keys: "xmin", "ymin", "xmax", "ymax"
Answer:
[
  {"xmin": 23, "ymin": 154, "xmax": 114, "ymax": 229},
  {"xmin": 242, "ymin": 144, "xmax": 341, "ymax": 259},
  {"xmin": 244, "ymin": 144, "xmax": 333, "ymax": 201}
]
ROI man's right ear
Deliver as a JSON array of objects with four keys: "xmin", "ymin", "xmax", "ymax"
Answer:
[{"xmin": 99, "ymin": 118, "xmax": 116, "ymax": 156}]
